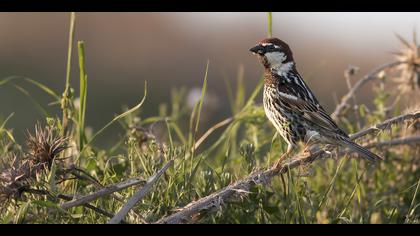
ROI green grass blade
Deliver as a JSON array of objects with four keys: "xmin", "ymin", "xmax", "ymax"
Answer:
[
  {"xmin": 170, "ymin": 121, "xmax": 187, "ymax": 145},
  {"xmin": 64, "ymin": 12, "xmax": 76, "ymax": 96},
  {"xmin": 194, "ymin": 60, "xmax": 210, "ymax": 136},
  {"xmin": 222, "ymin": 74, "xmax": 235, "ymax": 114},
  {"xmin": 11, "ymin": 83, "xmax": 50, "ymax": 117},
  {"xmin": 235, "ymin": 65, "xmax": 245, "ymax": 113},
  {"xmin": 267, "ymin": 12, "xmax": 273, "ymax": 37},
  {"xmin": 189, "ymin": 60, "xmax": 210, "ymax": 154},
  {"xmin": 78, "ymin": 41, "xmax": 88, "ymax": 151},
  {"xmin": 406, "ymin": 178, "xmax": 420, "ymax": 222},
  {"xmin": 165, "ymin": 118, "xmax": 174, "ymax": 149},
  {"xmin": 0, "ymin": 76, "xmax": 60, "ymax": 100},
  {"xmin": 317, "ymin": 158, "xmax": 346, "ymax": 211},
  {"xmin": 61, "ymin": 12, "xmax": 76, "ymax": 135},
  {"xmin": 0, "ymin": 113, "xmax": 14, "ymax": 131},
  {"xmin": 243, "ymin": 75, "xmax": 264, "ymax": 109},
  {"xmin": 0, "ymin": 76, "xmax": 14, "ymax": 86},
  {"xmin": 0, "ymin": 113, "xmax": 15, "ymax": 142},
  {"xmin": 187, "ymin": 60, "xmax": 210, "ymax": 186},
  {"xmin": 24, "ymin": 78, "xmax": 60, "ymax": 100},
  {"xmin": 336, "ymin": 169, "xmax": 367, "ymax": 219}
]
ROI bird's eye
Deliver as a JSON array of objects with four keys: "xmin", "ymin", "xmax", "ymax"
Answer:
[{"xmin": 266, "ymin": 44, "xmax": 278, "ymax": 52}]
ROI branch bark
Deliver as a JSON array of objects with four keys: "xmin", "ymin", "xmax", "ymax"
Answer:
[{"xmin": 155, "ymin": 110, "xmax": 420, "ymax": 224}]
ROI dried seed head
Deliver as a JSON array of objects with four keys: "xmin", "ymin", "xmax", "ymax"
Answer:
[
  {"xmin": 392, "ymin": 33, "xmax": 420, "ymax": 92},
  {"xmin": 0, "ymin": 124, "xmax": 68, "ymax": 204},
  {"xmin": 0, "ymin": 155, "xmax": 31, "ymax": 204},
  {"xmin": 26, "ymin": 124, "xmax": 68, "ymax": 169}
]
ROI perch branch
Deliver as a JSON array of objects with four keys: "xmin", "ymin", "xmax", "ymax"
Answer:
[
  {"xmin": 108, "ymin": 159, "xmax": 174, "ymax": 224},
  {"xmin": 155, "ymin": 110, "xmax": 420, "ymax": 224},
  {"xmin": 331, "ymin": 61, "xmax": 403, "ymax": 120}
]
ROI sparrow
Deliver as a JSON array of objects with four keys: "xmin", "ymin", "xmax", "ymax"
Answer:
[{"xmin": 249, "ymin": 37, "xmax": 382, "ymax": 168}]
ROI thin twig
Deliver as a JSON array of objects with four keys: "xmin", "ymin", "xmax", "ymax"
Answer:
[
  {"xmin": 344, "ymin": 65, "xmax": 359, "ymax": 106},
  {"xmin": 60, "ymin": 177, "xmax": 145, "ymax": 210},
  {"xmin": 155, "ymin": 110, "xmax": 420, "ymax": 224},
  {"xmin": 350, "ymin": 110, "xmax": 420, "ymax": 140},
  {"xmin": 363, "ymin": 135, "xmax": 420, "ymax": 149},
  {"xmin": 334, "ymin": 135, "xmax": 420, "ymax": 160},
  {"xmin": 332, "ymin": 61, "xmax": 403, "ymax": 120},
  {"xmin": 108, "ymin": 159, "xmax": 174, "ymax": 224},
  {"xmin": 68, "ymin": 167, "xmax": 131, "ymax": 206},
  {"xmin": 344, "ymin": 66, "xmax": 362, "ymax": 129}
]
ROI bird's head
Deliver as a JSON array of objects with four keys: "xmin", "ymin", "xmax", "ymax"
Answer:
[{"xmin": 249, "ymin": 37, "xmax": 294, "ymax": 70}]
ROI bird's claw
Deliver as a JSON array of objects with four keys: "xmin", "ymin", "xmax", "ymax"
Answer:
[
  {"xmin": 272, "ymin": 153, "xmax": 287, "ymax": 171},
  {"xmin": 302, "ymin": 147, "xmax": 314, "ymax": 158}
]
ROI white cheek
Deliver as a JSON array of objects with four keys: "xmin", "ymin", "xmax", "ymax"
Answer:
[{"xmin": 265, "ymin": 52, "xmax": 286, "ymax": 65}]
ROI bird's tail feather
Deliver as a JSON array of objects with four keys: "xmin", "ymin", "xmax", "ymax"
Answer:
[{"xmin": 342, "ymin": 139, "xmax": 383, "ymax": 163}]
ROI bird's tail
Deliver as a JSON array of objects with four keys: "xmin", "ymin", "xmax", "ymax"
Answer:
[{"xmin": 341, "ymin": 139, "xmax": 383, "ymax": 163}]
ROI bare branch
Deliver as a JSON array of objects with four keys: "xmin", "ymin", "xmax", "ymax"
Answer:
[
  {"xmin": 60, "ymin": 177, "xmax": 145, "ymax": 210},
  {"xmin": 364, "ymin": 135, "xmax": 420, "ymax": 149},
  {"xmin": 333, "ymin": 135, "xmax": 420, "ymax": 159},
  {"xmin": 331, "ymin": 61, "xmax": 403, "ymax": 120},
  {"xmin": 108, "ymin": 159, "xmax": 174, "ymax": 224},
  {"xmin": 350, "ymin": 110, "xmax": 420, "ymax": 140},
  {"xmin": 155, "ymin": 110, "xmax": 420, "ymax": 224}
]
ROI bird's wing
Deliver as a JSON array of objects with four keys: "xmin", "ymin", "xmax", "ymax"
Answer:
[{"xmin": 275, "ymin": 76, "xmax": 348, "ymax": 137}]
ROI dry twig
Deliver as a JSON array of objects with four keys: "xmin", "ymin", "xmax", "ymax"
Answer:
[
  {"xmin": 350, "ymin": 110, "xmax": 420, "ymax": 140},
  {"xmin": 108, "ymin": 159, "xmax": 174, "ymax": 224},
  {"xmin": 363, "ymin": 135, "xmax": 420, "ymax": 149}
]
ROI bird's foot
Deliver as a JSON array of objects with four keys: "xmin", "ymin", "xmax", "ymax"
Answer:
[
  {"xmin": 302, "ymin": 146, "xmax": 314, "ymax": 158},
  {"xmin": 272, "ymin": 153, "xmax": 288, "ymax": 171}
]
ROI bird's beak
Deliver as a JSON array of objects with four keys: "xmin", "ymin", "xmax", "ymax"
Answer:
[{"xmin": 249, "ymin": 45, "xmax": 265, "ymax": 55}]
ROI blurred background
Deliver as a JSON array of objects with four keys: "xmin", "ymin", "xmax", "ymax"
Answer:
[{"xmin": 0, "ymin": 12, "xmax": 419, "ymax": 145}]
